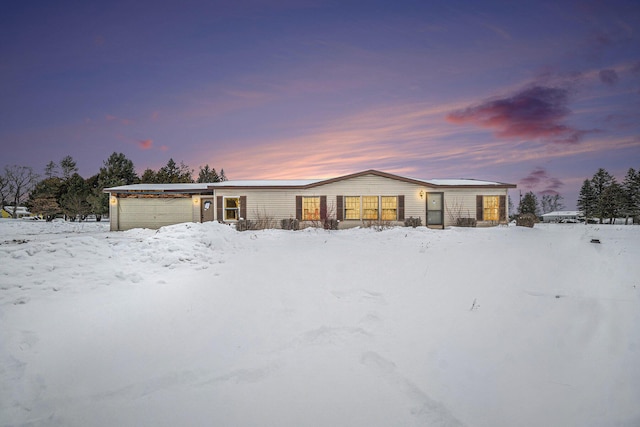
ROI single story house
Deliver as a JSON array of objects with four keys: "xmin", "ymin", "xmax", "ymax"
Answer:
[
  {"xmin": 104, "ymin": 169, "xmax": 516, "ymax": 231},
  {"xmin": 541, "ymin": 211, "xmax": 582, "ymax": 223},
  {"xmin": 1, "ymin": 206, "xmax": 31, "ymax": 219}
]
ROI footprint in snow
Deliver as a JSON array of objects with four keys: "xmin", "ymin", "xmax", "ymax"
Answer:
[{"xmin": 361, "ymin": 351, "xmax": 466, "ymax": 427}]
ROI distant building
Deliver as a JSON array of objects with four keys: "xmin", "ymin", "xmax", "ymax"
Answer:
[
  {"xmin": 1, "ymin": 206, "xmax": 31, "ymax": 219},
  {"xmin": 541, "ymin": 211, "xmax": 582, "ymax": 223}
]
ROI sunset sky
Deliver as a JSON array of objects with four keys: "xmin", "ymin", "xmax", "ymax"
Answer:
[{"xmin": 1, "ymin": 0, "xmax": 639, "ymax": 208}]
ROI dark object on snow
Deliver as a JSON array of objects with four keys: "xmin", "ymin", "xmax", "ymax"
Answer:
[
  {"xmin": 516, "ymin": 213, "xmax": 537, "ymax": 227},
  {"xmin": 404, "ymin": 217, "xmax": 422, "ymax": 228},
  {"xmin": 456, "ymin": 217, "xmax": 477, "ymax": 227},
  {"xmin": 590, "ymin": 239, "xmax": 601, "ymax": 244}
]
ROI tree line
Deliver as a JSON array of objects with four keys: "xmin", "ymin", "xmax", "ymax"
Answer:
[
  {"xmin": 0, "ymin": 153, "xmax": 226, "ymax": 221},
  {"xmin": 577, "ymin": 167, "xmax": 640, "ymax": 224},
  {"xmin": 515, "ymin": 167, "xmax": 639, "ymax": 224}
]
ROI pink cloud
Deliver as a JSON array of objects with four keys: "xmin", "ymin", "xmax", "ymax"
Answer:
[
  {"xmin": 138, "ymin": 139, "xmax": 153, "ymax": 150},
  {"xmin": 447, "ymin": 86, "xmax": 595, "ymax": 144}
]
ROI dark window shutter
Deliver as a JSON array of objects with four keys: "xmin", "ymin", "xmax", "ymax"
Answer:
[
  {"xmin": 217, "ymin": 196, "xmax": 223, "ymax": 221},
  {"xmin": 240, "ymin": 196, "xmax": 247, "ymax": 220},
  {"xmin": 499, "ymin": 195, "xmax": 506, "ymax": 221},
  {"xmin": 296, "ymin": 196, "xmax": 302, "ymax": 221},
  {"xmin": 320, "ymin": 196, "xmax": 327, "ymax": 220},
  {"xmin": 336, "ymin": 196, "xmax": 343, "ymax": 221},
  {"xmin": 476, "ymin": 195, "xmax": 483, "ymax": 220},
  {"xmin": 398, "ymin": 195, "xmax": 405, "ymax": 221}
]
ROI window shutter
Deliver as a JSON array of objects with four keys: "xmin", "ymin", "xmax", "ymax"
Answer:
[
  {"xmin": 216, "ymin": 196, "xmax": 223, "ymax": 221},
  {"xmin": 398, "ymin": 195, "xmax": 405, "ymax": 221},
  {"xmin": 296, "ymin": 196, "xmax": 302, "ymax": 221},
  {"xmin": 499, "ymin": 195, "xmax": 506, "ymax": 221},
  {"xmin": 320, "ymin": 196, "xmax": 327, "ymax": 220},
  {"xmin": 336, "ymin": 196, "xmax": 343, "ymax": 221},
  {"xmin": 240, "ymin": 196, "xmax": 247, "ymax": 220},
  {"xmin": 476, "ymin": 195, "xmax": 483, "ymax": 220}
]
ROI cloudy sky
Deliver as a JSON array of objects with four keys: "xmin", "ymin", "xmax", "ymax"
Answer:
[{"xmin": 1, "ymin": 0, "xmax": 639, "ymax": 208}]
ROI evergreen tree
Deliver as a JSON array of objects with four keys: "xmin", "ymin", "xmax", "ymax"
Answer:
[
  {"xmin": 219, "ymin": 168, "xmax": 227, "ymax": 181},
  {"xmin": 27, "ymin": 177, "xmax": 63, "ymax": 221},
  {"xmin": 139, "ymin": 168, "xmax": 158, "ymax": 183},
  {"xmin": 44, "ymin": 161, "xmax": 59, "ymax": 179},
  {"xmin": 156, "ymin": 158, "xmax": 193, "ymax": 183},
  {"xmin": 577, "ymin": 179, "xmax": 596, "ymax": 222},
  {"xmin": 98, "ymin": 152, "xmax": 139, "ymax": 187},
  {"xmin": 86, "ymin": 174, "xmax": 107, "ymax": 221},
  {"xmin": 518, "ymin": 191, "xmax": 539, "ymax": 215},
  {"xmin": 622, "ymin": 168, "xmax": 640, "ymax": 224},
  {"xmin": 600, "ymin": 181, "xmax": 624, "ymax": 224},
  {"xmin": 591, "ymin": 168, "xmax": 615, "ymax": 223},
  {"xmin": 94, "ymin": 152, "xmax": 139, "ymax": 218},
  {"xmin": 60, "ymin": 155, "xmax": 78, "ymax": 180},
  {"xmin": 196, "ymin": 164, "xmax": 219, "ymax": 183},
  {"xmin": 59, "ymin": 173, "xmax": 90, "ymax": 220}
]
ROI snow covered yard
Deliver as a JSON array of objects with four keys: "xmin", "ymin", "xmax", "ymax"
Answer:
[{"xmin": 1, "ymin": 219, "xmax": 639, "ymax": 427}]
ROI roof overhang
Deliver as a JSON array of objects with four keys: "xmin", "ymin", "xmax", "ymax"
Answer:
[{"xmin": 104, "ymin": 170, "xmax": 517, "ymax": 193}]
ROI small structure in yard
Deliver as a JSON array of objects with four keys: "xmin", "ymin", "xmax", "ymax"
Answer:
[
  {"xmin": 1, "ymin": 206, "xmax": 31, "ymax": 219},
  {"xmin": 104, "ymin": 169, "xmax": 516, "ymax": 231},
  {"xmin": 541, "ymin": 211, "xmax": 582, "ymax": 223}
]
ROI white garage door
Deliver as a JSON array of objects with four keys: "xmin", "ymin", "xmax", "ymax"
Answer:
[{"xmin": 118, "ymin": 197, "xmax": 193, "ymax": 230}]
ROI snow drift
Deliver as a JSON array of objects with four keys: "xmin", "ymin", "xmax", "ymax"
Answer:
[{"xmin": 1, "ymin": 219, "xmax": 639, "ymax": 426}]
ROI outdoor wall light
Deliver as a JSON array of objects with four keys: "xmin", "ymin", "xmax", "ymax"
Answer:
[
  {"xmin": 193, "ymin": 197, "xmax": 200, "ymax": 205},
  {"xmin": 109, "ymin": 196, "xmax": 117, "ymax": 205},
  {"xmin": 419, "ymin": 190, "xmax": 424, "ymax": 199}
]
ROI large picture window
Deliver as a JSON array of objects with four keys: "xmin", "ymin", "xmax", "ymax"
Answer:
[
  {"xmin": 303, "ymin": 197, "xmax": 320, "ymax": 221},
  {"xmin": 483, "ymin": 196, "xmax": 500, "ymax": 221},
  {"xmin": 381, "ymin": 196, "xmax": 397, "ymax": 220},
  {"xmin": 344, "ymin": 196, "xmax": 361, "ymax": 220},
  {"xmin": 362, "ymin": 196, "xmax": 379, "ymax": 220}
]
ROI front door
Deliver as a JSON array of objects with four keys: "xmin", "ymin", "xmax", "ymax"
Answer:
[
  {"xmin": 201, "ymin": 198, "xmax": 215, "ymax": 222},
  {"xmin": 426, "ymin": 192, "xmax": 444, "ymax": 228}
]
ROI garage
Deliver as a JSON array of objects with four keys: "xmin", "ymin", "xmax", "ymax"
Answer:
[{"xmin": 105, "ymin": 183, "xmax": 213, "ymax": 231}]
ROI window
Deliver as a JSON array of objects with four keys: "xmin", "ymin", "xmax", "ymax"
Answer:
[
  {"xmin": 224, "ymin": 197, "xmax": 240, "ymax": 221},
  {"xmin": 381, "ymin": 196, "xmax": 397, "ymax": 220},
  {"xmin": 362, "ymin": 196, "xmax": 379, "ymax": 220},
  {"xmin": 483, "ymin": 196, "xmax": 499, "ymax": 221},
  {"xmin": 303, "ymin": 197, "xmax": 320, "ymax": 220},
  {"xmin": 344, "ymin": 196, "xmax": 361, "ymax": 220}
]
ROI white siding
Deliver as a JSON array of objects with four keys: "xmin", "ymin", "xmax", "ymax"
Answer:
[
  {"xmin": 441, "ymin": 188, "xmax": 508, "ymax": 227},
  {"xmin": 216, "ymin": 174, "xmax": 425, "ymax": 228},
  {"xmin": 215, "ymin": 174, "xmax": 510, "ymax": 228}
]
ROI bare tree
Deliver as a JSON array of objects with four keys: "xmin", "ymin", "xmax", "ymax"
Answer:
[
  {"xmin": 0, "ymin": 172, "xmax": 9, "ymax": 211},
  {"xmin": 4, "ymin": 165, "xmax": 39, "ymax": 218}
]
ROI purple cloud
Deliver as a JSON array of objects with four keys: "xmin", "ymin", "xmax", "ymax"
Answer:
[
  {"xmin": 599, "ymin": 69, "xmax": 619, "ymax": 86},
  {"xmin": 519, "ymin": 167, "xmax": 564, "ymax": 195},
  {"xmin": 447, "ymin": 86, "xmax": 590, "ymax": 144}
]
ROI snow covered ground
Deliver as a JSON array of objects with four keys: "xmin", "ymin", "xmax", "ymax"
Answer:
[{"xmin": 1, "ymin": 219, "xmax": 639, "ymax": 427}]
